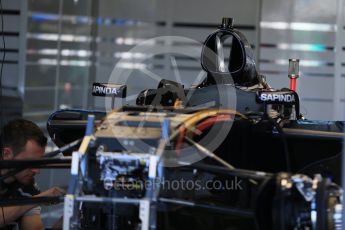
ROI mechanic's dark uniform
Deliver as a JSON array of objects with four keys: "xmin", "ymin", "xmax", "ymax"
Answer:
[{"xmin": 0, "ymin": 182, "xmax": 41, "ymax": 230}]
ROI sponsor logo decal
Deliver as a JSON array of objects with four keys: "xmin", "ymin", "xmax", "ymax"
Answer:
[
  {"xmin": 259, "ymin": 93, "xmax": 295, "ymax": 103},
  {"xmin": 93, "ymin": 85, "xmax": 119, "ymax": 95},
  {"xmin": 92, "ymin": 83, "xmax": 126, "ymax": 97}
]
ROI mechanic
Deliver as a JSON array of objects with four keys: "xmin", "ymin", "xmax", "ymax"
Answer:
[{"xmin": 0, "ymin": 119, "xmax": 65, "ymax": 230}]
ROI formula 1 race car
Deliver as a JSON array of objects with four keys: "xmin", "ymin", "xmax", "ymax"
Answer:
[{"xmin": 46, "ymin": 18, "xmax": 344, "ymax": 230}]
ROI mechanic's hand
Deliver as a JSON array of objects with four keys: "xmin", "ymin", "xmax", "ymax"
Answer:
[{"xmin": 35, "ymin": 187, "xmax": 66, "ymax": 197}]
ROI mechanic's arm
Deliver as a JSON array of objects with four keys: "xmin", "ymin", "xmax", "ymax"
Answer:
[
  {"xmin": 0, "ymin": 204, "xmax": 38, "ymax": 227},
  {"xmin": 21, "ymin": 214, "xmax": 44, "ymax": 230},
  {"xmin": 0, "ymin": 187, "xmax": 65, "ymax": 228}
]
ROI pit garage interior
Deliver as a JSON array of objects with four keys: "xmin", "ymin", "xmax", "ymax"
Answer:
[{"xmin": 0, "ymin": 0, "xmax": 345, "ymax": 229}]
